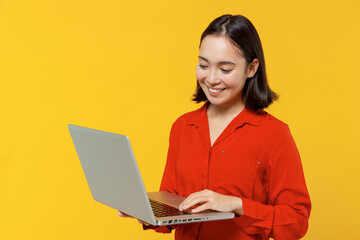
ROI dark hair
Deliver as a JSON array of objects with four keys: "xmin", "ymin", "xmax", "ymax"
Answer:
[{"xmin": 192, "ymin": 14, "xmax": 278, "ymax": 111}]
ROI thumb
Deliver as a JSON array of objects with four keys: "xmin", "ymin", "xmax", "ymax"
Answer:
[
  {"xmin": 117, "ymin": 211, "xmax": 132, "ymax": 218},
  {"xmin": 138, "ymin": 219, "xmax": 150, "ymax": 226}
]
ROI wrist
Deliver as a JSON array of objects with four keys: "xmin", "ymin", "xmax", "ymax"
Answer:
[{"xmin": 232, "ymin": 197, "xmax": 243, "ymax": 216}]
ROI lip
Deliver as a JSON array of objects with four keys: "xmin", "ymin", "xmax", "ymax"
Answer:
[{"xmin": 207, "ymin": 87, "xmax": 225, "ymax": 96}]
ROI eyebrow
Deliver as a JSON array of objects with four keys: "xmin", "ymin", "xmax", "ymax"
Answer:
[{"xmin": 198, "ymin": 56, "xmax": 236, "ymax": 66}]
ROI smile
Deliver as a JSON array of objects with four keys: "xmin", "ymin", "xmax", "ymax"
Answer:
[{"xmin": 208, "ymin": 87, "xmax": 225, "ymax": 93}]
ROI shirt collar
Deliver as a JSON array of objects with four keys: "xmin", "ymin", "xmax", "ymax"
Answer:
[{"xmin": 188, "ymin": 102, "xmax": 264, "ymax": 128}]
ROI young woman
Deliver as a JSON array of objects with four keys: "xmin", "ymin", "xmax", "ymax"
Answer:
[{"xmin": 119, "ymin": 14, "xmax": 311, "ymax": 240}]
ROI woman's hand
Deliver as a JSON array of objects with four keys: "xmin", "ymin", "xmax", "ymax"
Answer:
[
  {"xmin": 179, "ymin": 189, "xmax": 244, "ymax": 216},
  {"xmin": 117, "ymin": 211, "xmax": 150, "ymax": 226}
]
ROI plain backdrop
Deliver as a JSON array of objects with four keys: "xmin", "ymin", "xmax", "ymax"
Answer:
[{"xmin": 1, "ymin": 0, "xmax": 359, "ymax": 239}]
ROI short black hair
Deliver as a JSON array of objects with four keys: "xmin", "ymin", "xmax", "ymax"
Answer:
[{"xmin": 192, "ymin": 14, "xmax": 278, "ymax": 111}]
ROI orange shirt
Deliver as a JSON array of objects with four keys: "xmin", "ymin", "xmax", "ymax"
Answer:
[{"xmin": 152, "ymin": 104, "xmax": 311, "ymax": 240}]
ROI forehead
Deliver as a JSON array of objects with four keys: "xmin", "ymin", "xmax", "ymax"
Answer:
[{"xmin": 199, "ymin": 35, "xmax": 245, "ymax": 63}]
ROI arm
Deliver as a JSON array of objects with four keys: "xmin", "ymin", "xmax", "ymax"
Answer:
[{"xmin": 234, "ymin": 124, "xmax": 311, "ymax": 239}]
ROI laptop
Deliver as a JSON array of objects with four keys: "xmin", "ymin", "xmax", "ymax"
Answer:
[{"xmin": 68, "ymin": 124, "xmax": 234, "ymax": 226}]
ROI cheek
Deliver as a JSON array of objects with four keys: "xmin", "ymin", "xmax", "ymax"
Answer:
[
  {"xmin": 196, "ymin": 67, "xmax": 206, "ymax": 83},
  {"xmin": 223, "ymin": 72, "xmax": 245, "ymax": 88}
]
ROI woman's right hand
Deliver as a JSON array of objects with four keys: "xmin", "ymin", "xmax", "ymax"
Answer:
[{"xmin": 117, "ymin": 211, "xmax": 150, "ymax": 226}]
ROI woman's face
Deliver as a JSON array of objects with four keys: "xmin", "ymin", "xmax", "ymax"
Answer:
[{"xmin": 196, "ymin": 35, "xmax": 257, "ymax": 109}]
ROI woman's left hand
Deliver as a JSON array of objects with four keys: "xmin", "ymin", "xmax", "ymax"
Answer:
[{"xmin": 179, "ymin": 189, "xmax": 243, "ymax": 215}]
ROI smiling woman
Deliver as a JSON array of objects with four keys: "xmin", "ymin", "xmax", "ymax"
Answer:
[
  {"xmin": 118, "ymin": 14, "xmax": 311, "ymax": 240},
  {"xmin": 196, "ymin": 36, "xmax": 251, "ymax": 109},
  {"xmin": 193, "ymin": 15, "xmax": 278, "ymax": 112}
]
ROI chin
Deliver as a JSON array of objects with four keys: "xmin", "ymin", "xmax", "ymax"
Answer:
[{"xmin": 207, "ymin": 98, "xmax": 226, "ymax": 106}]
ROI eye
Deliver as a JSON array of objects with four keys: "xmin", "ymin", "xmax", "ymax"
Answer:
[
  {"xmin": 199, "ymin": 64, "xmax": 208, "ymax": 69},
  {"xmin": 221, "ymin": 68, "xmax": 233, "ymax": 73}
]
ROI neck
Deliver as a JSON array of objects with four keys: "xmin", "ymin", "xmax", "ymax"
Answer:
[{"xmin": 207, "ymin": 100, "xmax": 245, "ymax": 119}]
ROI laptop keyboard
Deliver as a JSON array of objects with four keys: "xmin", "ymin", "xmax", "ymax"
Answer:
[{"xmin": 150, "ymin": 199, "xmax": 190, "ymax": 217}]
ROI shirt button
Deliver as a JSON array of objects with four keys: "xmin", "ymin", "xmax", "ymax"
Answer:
[
  {"xmin": 222, "ymin": 150, "xmax": 225, "ymax": 153},
  {"xmin": 257, "ymin": 161, "xmax": 260, "ymax": 165}
]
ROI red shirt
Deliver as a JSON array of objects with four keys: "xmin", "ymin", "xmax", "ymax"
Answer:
[{"xmin": 151, "ymin": 104, "xmax": 311, "ymax": 240}]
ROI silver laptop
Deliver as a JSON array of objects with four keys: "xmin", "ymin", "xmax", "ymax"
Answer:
[{"xmin": 68, "ymin": 124, "xmax": 234, "ymax": 226}]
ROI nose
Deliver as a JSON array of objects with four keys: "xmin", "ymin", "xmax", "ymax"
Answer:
[{"xmin": 206, "ymin": 69, "xmax": 221, "ymax": 86}]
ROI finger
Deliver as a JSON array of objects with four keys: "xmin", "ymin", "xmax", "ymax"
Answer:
[
  {"xmin": 191, "ymin": 202, "xmax": 211, "ymax": 213},
  {"xmin": 179, "ymin": 195, "xmax": 200, "ymax": 210},
  {"xmin": 182, "ymin": 190, "xmax": 209, "ymax": 205},
  {"xmin": 179, "ymin": 189, "xmax": 213, "ymax": 210},
  {"xmin": 117, "ymin": 211, "xmax": 131, "ymax": 218},
  {"xmin": 138, "ymin": 220, "xmax": 150, "ymax": 226},
  {"xmin": 179, "ymin": 194, "xmax": 209, "ymax": 211},
  {"xmin": 179, "ymin": 197, "xmax": 193, "ymax": 210},
  {"xmin": 179, "ymin": 193, "xmax": 197, "ymax": 210}
]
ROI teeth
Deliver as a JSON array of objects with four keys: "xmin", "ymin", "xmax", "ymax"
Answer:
[{"xmin": 209, "ymin": 88, "xmax": 222, "ymax": 93}]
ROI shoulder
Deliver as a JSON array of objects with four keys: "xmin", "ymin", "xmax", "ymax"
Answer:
[
  {"xmin": 168, "ymin": 105, "xmax": 206, "ymax": 139},
  {"xmin": 251, "ymin": 110, "xmax": 295, "ymax": 147},
  {"xmin": 258, "ymin": 111, "xmax": 299, "ymax": 156},
  {"xmin": 173, "ymin": 110, "xmax": 198, "ymax": 125},
  {"xmin": 260, "ymin": 111, "xmax": 291, "ymax": 134},
  {"xmin": 172, "ymin": 104, "xmax": 206, "ymax": 128}
]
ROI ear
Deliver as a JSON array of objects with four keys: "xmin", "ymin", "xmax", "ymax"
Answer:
[{"xmin": 246, "ymin": 59, "xmax": 259, "ymax": 78}]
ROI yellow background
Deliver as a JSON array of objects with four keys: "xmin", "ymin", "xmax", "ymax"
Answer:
[{"xmin": 1, "ymin": 0, "xmax": 359, "ymax": 239}]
